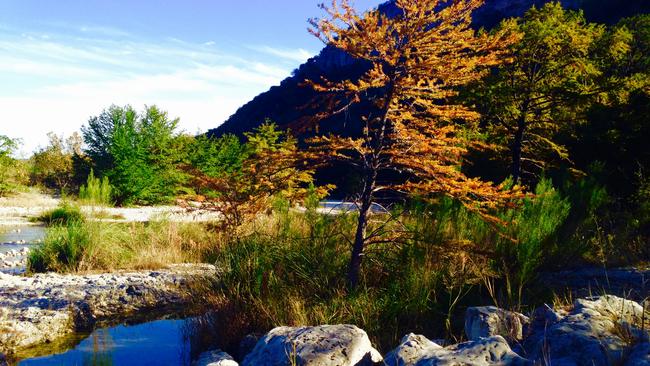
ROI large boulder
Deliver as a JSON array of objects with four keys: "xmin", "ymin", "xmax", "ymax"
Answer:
[
  {"xmin": 524, "ymin": 295, "xmax": 648, "ymax": 366},
  {"xmin": 241, "ymin": 325, "xmax": 383, "ymax": 366},
  {"xmin": 465, "ymin": 306, "xmax": 530, "ymax": 341},
  {"xmin": 384, "ymin": 333, "xmax": 531, "ymax": 366},
  {"xmin": 193, "ymin": 350, "xmax": 238, "ymax": 366},
  {"xmin": 384, "ymin": 333, "xmax": 443, "ymax": 366}
]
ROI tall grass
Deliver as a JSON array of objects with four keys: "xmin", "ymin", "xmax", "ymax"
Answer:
[
  {"xmin": 414, "ymin": 179, "xmax": 572, "ymax": 306},
  {"xmin": 78, "ymin": 169, "xmax": 112, "ymax": 206},
  {"xmin": 211, "ymin": 200, "xmax": 493, "ymax": 351},
  {"xmin": 24, "ymin": 178, "xmax": 622, "ymax": 353},
  {"xmin": 28, "ymin": 220, "xmax": 91, "ymax": 272},
  {"xmin": 205, "ymin": 179, "xmax": 587, "ymax": 351},
  {"xmin": 36, "ymin": 202, "xmax": 85, "ymax": 226},
  {"xmin": 28, "ymin": 219, "xmax": 215, "ymax": 273}
]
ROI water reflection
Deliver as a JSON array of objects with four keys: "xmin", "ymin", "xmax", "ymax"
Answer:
[
  {"xmin": 16, "ymin": 303, "xmax": 261, "ymax": 365},
  {"xmin": 19, "ymin": 319, "xmax": 193, "ymax": 366}
]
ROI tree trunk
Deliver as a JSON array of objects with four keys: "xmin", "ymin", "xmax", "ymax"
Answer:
[
  {"xmin": 347, "ymin": 168, "xmax": 376, "ymax": 291},
  {"xmin": 511, "ymin": 103, "xmax": 528, "ymax": 185},
  {"xmin": 347, "ymin": 77, "xmax": 393, "ymax": 291},
  {"xmin": 511, "ymin": 121, "xmax": 524, "ymax": 185}
]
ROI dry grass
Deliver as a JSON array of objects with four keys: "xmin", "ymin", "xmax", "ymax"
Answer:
[{"xmin": 28, "ymin": 219, "xmax": 216, "ymax": 273}]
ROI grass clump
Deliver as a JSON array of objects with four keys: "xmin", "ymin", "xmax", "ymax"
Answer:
[
  {"xmin": 36, "ymin": 202, "xmax": 84, "ymax": 226},
  {"xmin": 207, "ymin": 180, "xmax": 596, "ymax": 351},
  {"xmin": 28, "ymin": 220, "xmax": 90, "ymax": 272},
  {"xmin": 28, "ymin": 219, "xmax": 215, "ymax": 273}
]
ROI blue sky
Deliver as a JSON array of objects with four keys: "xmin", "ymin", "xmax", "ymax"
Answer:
[{"xmin": 0, "ymin": 0, "xmax": 382, "ymax": 155}]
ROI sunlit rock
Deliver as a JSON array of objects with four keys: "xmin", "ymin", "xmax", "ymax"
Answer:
[{"xmin": 242, "ymin": 324, "xmax": 383, "ymax": 366}]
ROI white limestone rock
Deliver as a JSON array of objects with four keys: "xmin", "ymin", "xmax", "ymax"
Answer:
[
  {"xmin": 193, "ymin": 350, "xmax": 238, "ymax": 366},
  {"xmin": 465, "ymin": 306, "xmax": 529, "ymax": 341},
  {"xmin": 524, "ymin": 295, "xmax": 648, "ymax": 366},
  {"xmin": 241, "ymin": 324, "xmax": 383, "ymax": 366},
  {"xmin": 385, "ymin": 334, "xmax": 530, "ymax": 366},
  {"xmin": 384, "ymin": 333, "xmax": 443, "ymax": 366}
]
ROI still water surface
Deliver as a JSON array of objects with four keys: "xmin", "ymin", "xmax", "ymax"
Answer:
[
  {"xmin": 19, "ymin": 319, "xmax": 196, "ymax": 366},
  {"xmin": 0, "ymin": 225, "xmax": 45, "ymax": 254}
]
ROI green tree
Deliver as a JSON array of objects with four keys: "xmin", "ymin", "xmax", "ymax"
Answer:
[
  {"xmin": 470, "ymin": 2, "xmax": 613, "ymax": 185},
  {"xmin": 81, "ymin": 106, "xmax": 126, "ymax": 174},
  {"xmin": 189, "ymin": 134, "xmax": 245, "ymax": 177},
  {"xmin": 82, "ymin": 105, "xmax": 186, "ymax": 205},
  {"xmin": 0, "ymin": 135, "xmax": 19, "ymax": 196},
  {"xmin": 569, "ymin": 14, "xmax": 650, "ymax": 254},
  {"xmin": 30, "ymin": 132, "xmax": 81, "ymax": 192},
  {"xmin": 186, "ymin": 122, "xmax": 324, "ymax": 230}
]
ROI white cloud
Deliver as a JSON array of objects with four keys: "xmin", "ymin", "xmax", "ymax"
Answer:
[
  {"xmin": 79, "ymin": 25, "xmax": 130, "ymax": 37},
  {"xmin": 253, "ymin": 46, "xmax": 315, "ymax": 63},
  {"xmin": 0, "ymin": 27, "xmax": 309, "ymax": 154}
]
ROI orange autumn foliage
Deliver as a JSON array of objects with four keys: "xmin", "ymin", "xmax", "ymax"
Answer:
[
  {"xmin": 183, "ymin": 124, "xmax": 327, "ymax": 231},
  {"xmin": 305, "ymin": 0, "xmax": 524, "ymax": 288}
]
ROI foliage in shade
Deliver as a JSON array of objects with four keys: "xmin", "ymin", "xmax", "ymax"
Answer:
[
  {"xmin": 466, "ymin": 2, "xmax": 620, "ymax": 184},
  {"xmin": 305, "ymin": 0, "xmax": 524, "ymax": 289}
]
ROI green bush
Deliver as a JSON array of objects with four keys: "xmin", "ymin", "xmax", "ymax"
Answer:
[
  {"xmin": 36, "ymin": 203, "xmax": 85, "ymax": 226},
  {"xmin": 79, "ymin": 169, "xmax": 112, "ymax": 206},
  {"xmin": 28, "ymin": 219, "xmax": 214, "ymax": 274},
  {"xmin": 495, "ymin": 179, "xmax": 571, "ymax": 304},
  {"xmin": 0, "ymin": 135, "xmax": 29, "ymax": 196},
  {"xmin": 408, "ymin": 178, "xmax": 572, "ymax": 306},
  {"xmin": 28, "ymin": 220, "xmax": 91, "ymax": 273}
]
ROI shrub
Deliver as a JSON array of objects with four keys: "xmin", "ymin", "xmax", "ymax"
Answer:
[
  {"xmin": 36, "ymin": 203, "xmax": 85, "ymax": 226},
  {"xmin": 30, "ymin": 132, "xmax": 80, "ymax": 193},
  {"xmin": 28, "ymin": 220, "xmax": 91, "ymax": 273},
  {"xmin": 0, "ymin": 135, "xmax": 29, "ymax": 196},
  {"xmin": 79, "ymin": 169, "xmax": 112, "ymax": 206}
]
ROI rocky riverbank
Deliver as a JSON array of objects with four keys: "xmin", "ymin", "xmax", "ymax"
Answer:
[
  {"xmin": 0, "ymin": 264, "xmax": 217, "ymax": 357},
  {"xmin": 0, "ymin": 248, "xmax": 30, "ymax": 274},
  {"xmin": 194, "ymin": 295, "xmax": 649, "ymax": 366}
]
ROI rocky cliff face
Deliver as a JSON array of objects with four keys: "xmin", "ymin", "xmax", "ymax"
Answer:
[{"xmin": 208, "ymin": 0, "xmax": 649, "ymax": 138}]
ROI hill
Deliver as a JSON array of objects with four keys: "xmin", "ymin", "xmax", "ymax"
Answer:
[{"xmin": 208, "ymin": 0, "xmax": 650, "ymax": 138}]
